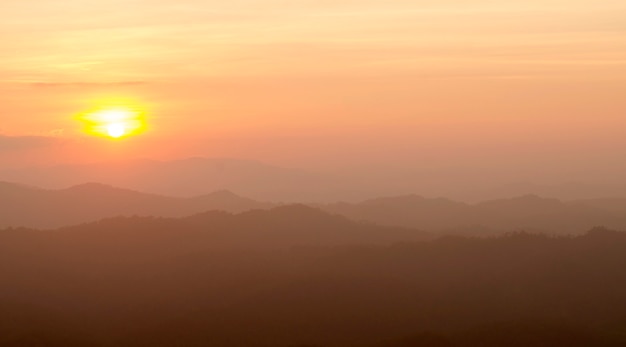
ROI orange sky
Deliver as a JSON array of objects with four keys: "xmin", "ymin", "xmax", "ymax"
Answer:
[{"xmin": 1, "ymin": 0, "xmax": 625, "ymax": 187}]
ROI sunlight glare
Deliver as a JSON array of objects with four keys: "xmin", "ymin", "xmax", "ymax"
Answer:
[
  {"xmin": 106, "ymin": 123, "xmax": 127, "ymax": 138},
  {"xmin": 78, "ymin": 106, "xmax": 146, "ymax": 139}
]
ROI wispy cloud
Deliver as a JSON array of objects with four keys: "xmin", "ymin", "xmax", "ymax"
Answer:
[{"xmin": 29, "ymin": 81, "xmax": 149, "ymax": 89}]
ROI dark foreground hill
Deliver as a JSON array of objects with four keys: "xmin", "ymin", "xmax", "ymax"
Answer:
[{"xmin": 1, "ymin": 211, "xmax": 626, "ymax": 346}]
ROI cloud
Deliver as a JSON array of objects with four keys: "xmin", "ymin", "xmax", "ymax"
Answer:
[
  {"xmin": 0, "ymin": 135, "xmax": 63, "ymax": 151},
  {"xmin": 29, "ymin": 81, "xmax": 148, "ymax": 89}
]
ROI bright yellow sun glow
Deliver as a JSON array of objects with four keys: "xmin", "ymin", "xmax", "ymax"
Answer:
[
  {"xmin": 106, "ymin": 123, "xmax": 127, "ymax": 138},
  {"xmin": 79, "ymin": 107, "xmax": 147, "ymax": 139}
]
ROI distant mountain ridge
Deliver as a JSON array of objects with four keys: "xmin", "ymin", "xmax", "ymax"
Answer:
[
  {"xmin": 480, "ymin": 181, "xmax": 626, "ymax": 202},
  {"xmin": 4, "ymin": 158, "xmax": 626, "ymax": 203},
  {"xmin": 0, "ymin": 157, "xmax": 376, "ymax": 202},
  {"xmin": 3, "ymin": 181, "xmax": 626, "ymax": 233},
  {"xmin": 321, "ymin": 194, "xmax": 626, "ymax": 234},
  {"xmin": 0, "ymin": 181, "xmax": 271, "ymax": 229},
  {"xmin": 5, "ymin": 204, "xmax": 431, "ymax": 250}
]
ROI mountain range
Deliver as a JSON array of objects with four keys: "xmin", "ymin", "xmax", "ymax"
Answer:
[
  {"xmin": 3, "ymin": 181, "xmax": 626, "ymax": 234},
  {"xmin": 0, "ymin": 181, "xmax": 270, "ymax": 229},
  {"xmin": 5, "ymin": 157, "xmax": 626, "ymax": 203},
  {"xmin": 2, "ymin": 204, "xmax": 431, "ymax": 251},
  {"xmin": 321, "ymin": 194, "xmax": 626, "ymax": 234},
  {"xmin": 0, "ymin": 157, "xmax": 378, "ymax": 202}
]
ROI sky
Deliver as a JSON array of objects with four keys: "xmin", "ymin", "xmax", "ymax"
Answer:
[{"xmin": 1, "ymin": 0, "xmax": 625, "ymax": 192}]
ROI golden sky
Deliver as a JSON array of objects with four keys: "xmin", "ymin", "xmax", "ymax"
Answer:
[{"xmin": 1, "ymin": 0, "xmax": 625, "ymax": 180}]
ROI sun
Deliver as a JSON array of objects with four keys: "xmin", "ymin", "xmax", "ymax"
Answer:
[
  {"xmin": 79, "ymin": 107, "xmax": 146, "ymax": 139},
  {"xmin": 106, "ymin": 123, "xmax": 127, "ymax": 138}
]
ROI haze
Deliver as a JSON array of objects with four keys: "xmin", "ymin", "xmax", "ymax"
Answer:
[
  {"xmin": 2, "ymin": 0, "xmax": 625, "ymax": 201},
  {"xmin": 4, "ymin": 2, "xmax": 626, "ymax": 346}
]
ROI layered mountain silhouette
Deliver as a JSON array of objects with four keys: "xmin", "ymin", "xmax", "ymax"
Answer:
[
  {"xmin": 482, "ymin": 181, "xmax": 626, "ymax": 202},
  {"xmin": 5, "ymin": 158, "xmax": 626, "ymax": 203},
  {"xmin": 321, "ymin": 194, "xmax": 626, "ymax": 234},
  {"xmin": 2, "ymin": 204, "xmax": 431, "ymax": 251},
  {"xmin": 0, "ymin": 181, "xmax": 271, "ymax": 229},
  {"xmin": 2, "ymin": 181, "xmax": 625, "ymax": 346},
  {"xmin": 572, "ymin": 197, "xmax": 626, "ymax": 214},
  {"xmin": 4, "ymin": 181, "xmax": 626, "ymax": 233},
  {"xmin": 0, "ymin": 157, "xmax": 379, "ymax": 202}
]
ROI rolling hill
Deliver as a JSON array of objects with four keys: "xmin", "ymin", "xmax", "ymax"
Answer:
[
  {"xmin": 0, "ymin": 181, "xmax": 270, "ymax": 229},
  {"xmin": 321, "ymin": 194, "xmax": 626, "ymax": 234}
]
